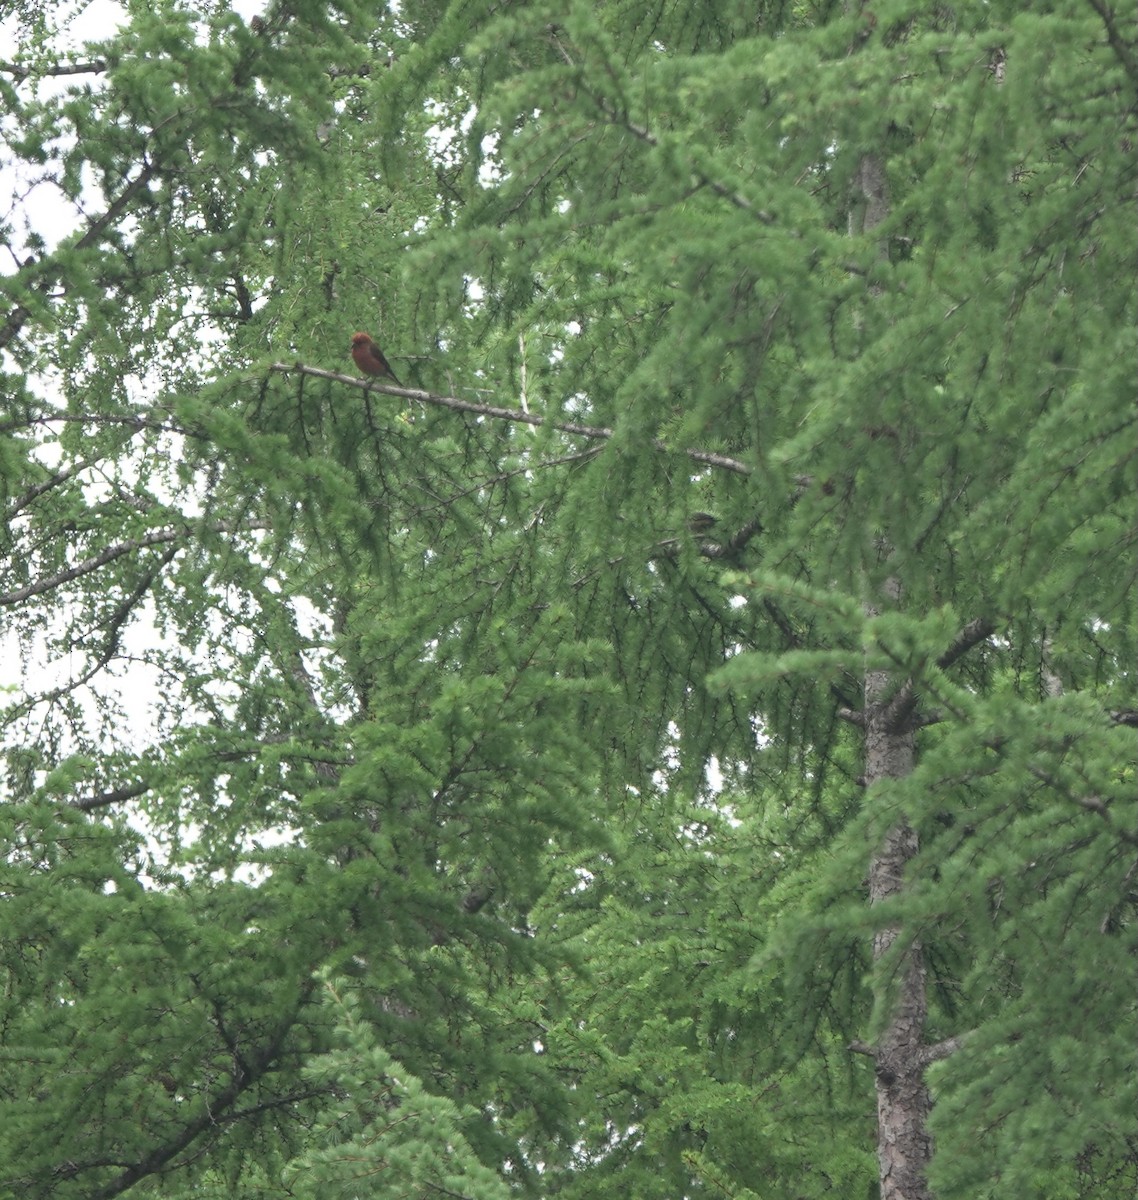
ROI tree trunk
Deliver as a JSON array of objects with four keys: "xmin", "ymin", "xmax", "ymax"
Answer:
[
  {"xmin": 855, "ymin": 136, "xmax": 936, "ymax": 1195},
  {"xmin": 865, "ymin": 663, "xmax": 933, "ymax": 1200}
]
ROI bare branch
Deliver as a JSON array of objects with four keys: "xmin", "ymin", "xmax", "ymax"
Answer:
[
  {"xmin": 0, "ymin": 59, "xmax": 108, "ymax": 81},
  {"xmin": 72, "ymin": 782, "xmax": 152, "ymax": 812},
  {"xmin": 918, "ymin": 1034, "xmax": 968, "ymax": 1067}
]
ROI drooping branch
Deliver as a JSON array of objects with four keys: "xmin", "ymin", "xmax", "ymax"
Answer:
[
  {"xmin": 0, "ymin": 518, "xmax": 271, "ymax": 607},
  {"xmin": 1084, "ymin": 0, "xmax": 1138, "ymax": 86},
  {"xmin": 73, "ymin": 980, "xmax": 318, "ymax": 1200},
  {"xmin": 0, "ymin": 162, "xmax": 157, "ymax": 352},
  {"xmin": 1026, "ymin": 763, "xmax": 1138, "ymax": 847},
  {"xmin": 3, "ymin": 456, "xmax": 109, "ymax": 521},
  {"xmin": 270, "ymin": 361, "xmax": 755, "ymax": 477},
  {"xmin": 7, "ymin": 545, "xmax": 181, "ymax": 717},
  {"xmin": 544, "ymin": 27, "xmax": 775, "ymax": 225}
]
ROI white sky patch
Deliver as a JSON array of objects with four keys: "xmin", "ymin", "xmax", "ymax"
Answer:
[{"xmin": 477, "ymin": 132, "xmax": 502, "ymax": 186}]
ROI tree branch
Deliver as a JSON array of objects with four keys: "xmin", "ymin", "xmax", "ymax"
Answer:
[
  {"xmin": 1, "ymin": 163, "xmax": 157, "ymax": 351},
  {"xmin": 72, "ymin": 782, "xmax": 152, "ymax": 812},
  {"xmin": 918, "ymin": 1034, "xmax": 968, "ymax": 1067},
  {"xmin": 74, "ymin": 980, "xmax": 317, "ymax": 1200},
  {"xmin": 1026, "ymin": 763, "xmax": 1138, "ymax": 847},
  {"xmin": 881, "ymin": 678, "xmax": 919, "ymax": 734},
  {"xmin": 854, "ymin": 1032, "xmax": 968, "ymax": 1069},
  {"xmin": 650, "ymin": 513, "xmax": 764, "ymax": 563},
  {"xmin": 0, "ymin": 58, "xmax": 108, "ymax": 81},
  {"xmin": 936, "ymin": 617, "xmax": 995, "ymax": 670},
  {"xmin": 544, "ymin": 27, "xmax": 775, "ymax": 224},
  {"xmin": 0, "ymin": 410, "xmax": 192, "ymax": 437},
  {"xmin": 271, "ymin": 361, "xmax": 755, "ymax": 476},
  {"xmin": 0, "ymin": 518, "xmax": 270, "ymax": 607},
  {"xmin": 8, "ymin": 546, "xmax": 180, "ymax": 716},
  {"xmin": 69, "ymin": 743, "xmax": 348, "ymax": 812},
  {"xmin": 3, "ymin": 456, "xmax": 108, "ymax": 521},
  {"xmin": 1084, "ymin": 0, "xmax": 1138, "ymax": 86}
]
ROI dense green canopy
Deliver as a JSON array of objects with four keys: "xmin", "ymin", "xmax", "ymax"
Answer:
[{"xmin": 1, "ymin": 1, "xmax": 1134, "ymax": 1197}]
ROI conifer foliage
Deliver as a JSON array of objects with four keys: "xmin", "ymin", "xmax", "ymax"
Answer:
[{"xmin": 1, "ymin": 1, "xmax": 1134, "ymax": 1197}]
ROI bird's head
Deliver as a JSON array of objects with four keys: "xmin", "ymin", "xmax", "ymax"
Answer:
[{"xmin": 351, "ymin": 331, "xmax": 372, "ymax": 347}]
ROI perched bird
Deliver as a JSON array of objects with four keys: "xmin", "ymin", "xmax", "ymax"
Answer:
[{"xmin": 350, "ymin": 331, "xmax": 401, "ymax": 385}]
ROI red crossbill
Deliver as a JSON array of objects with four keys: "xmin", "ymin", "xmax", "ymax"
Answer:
[{"xmin": 350, "ymin": 332, "xmax": 401, "ymax": 385}]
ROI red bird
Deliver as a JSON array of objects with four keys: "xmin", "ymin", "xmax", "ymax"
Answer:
[{"xmin": 350, "ymin": 331, "xmax": 401, "ymax": 385}]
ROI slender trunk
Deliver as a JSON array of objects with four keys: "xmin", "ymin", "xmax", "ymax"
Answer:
[
  {"xmin": 854, "ymin": 141, "xmax": 936, "ymax": 1196},
  {"xmin": 865, "ymin": 664, "xmax": 933, "ymax": 1200}
]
